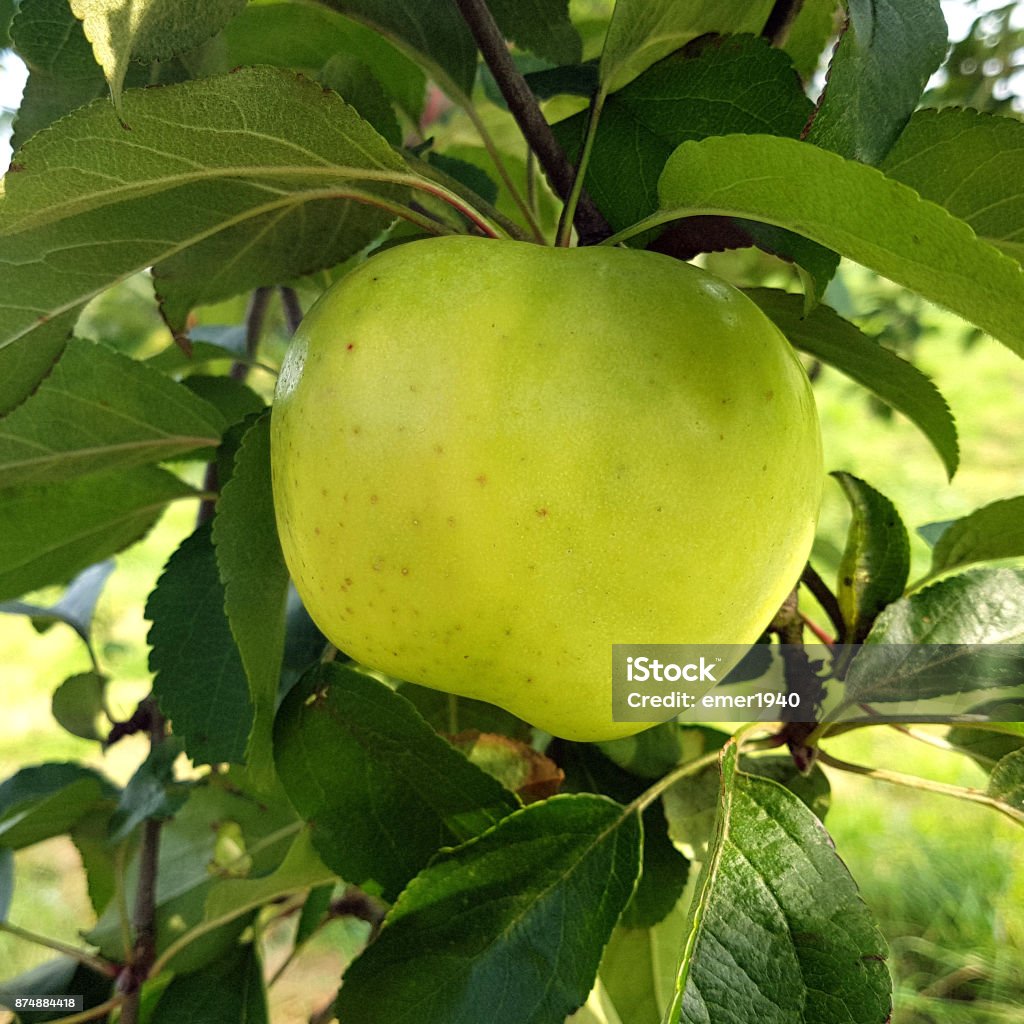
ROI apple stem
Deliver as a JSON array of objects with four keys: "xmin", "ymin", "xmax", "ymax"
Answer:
[
  {"xmin": 453, "ymin": 0, "xmax": 613, "ymax": 244},
  {"xmin": 555, "ymin": 90, "xmax": 606, "ymax": 247}
]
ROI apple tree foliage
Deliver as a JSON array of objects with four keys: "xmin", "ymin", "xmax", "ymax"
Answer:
[{"xmin": 0, "ymin": 1, "xmax": 1023, "ymax": 1022}]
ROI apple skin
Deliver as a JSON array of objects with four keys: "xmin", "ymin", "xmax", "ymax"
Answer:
[{"xmin": 271, "ymin": 237, "xmax": 822, "ymax": 741}]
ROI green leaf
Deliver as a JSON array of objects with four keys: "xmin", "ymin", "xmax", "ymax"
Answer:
[
  {"xmin": 0, "ymin": 318, "xmax": 72, "ymax": 418},
  {"xmin": 68, "ymin": 0, "xmax": 247, "ymax": 113},
  {"xmin": 0, "ymin": 466, "xmax": 194, "ymax": 603},
  {"xmin": 807, "ymin": 0, "xmax": 948, "ymax": 164},
  {"xmin": 654, "ymin": 134, "xmax": 1024, "ymax": 359},
  {"xmin": 663, "ymin": 754, "xmax": 831, "ymax": 862},
  {"xmin": 180, "ymin": 375, "xmax": 265, "ymax": 429},
  {"xmin": 555, "ymin": 36, "xmax": 813, "ymax": 236},
  {"xmin": 321, "ymin": 0, "xmax": 478, "ymax": 98},
  {"xmin": 87, "ymin": 775, "xmax": 297, "ymax": 969},
  {"xmin": 988, "ymin": 748, "xmax": 1024, "ymax": 813},
  {"xmin": 10, "ymin": 0, "xmax": 109, "ymax": 151},
  {"xmin": 320, "ymin": 53, "xmax": 402, "ymax": 146},
  {"xmin": 273, "ymin": 662, "xmax": 519, "ymax": 901},
  {"xmin": 947, "ymin": 700, "xmax": 1024, "ymax": 771},
  {"xmin": 600, "ymin": 902, "xmax": 688, "ymax": 1024},
  {"xmin": 69, "ymin": 807, "xmax": 119, "ymax": 915},
  {"xmin": 489, "ymin": 0, "xmax": 581, "ymax": 66},
  {"xmin": 399, "ymin": 682, "xmax": 532, "ymax": 740},
  {"xmin": 782, "ymin": 0, "xmax": 839, "ymax": 81},
  {"xmin": 150, "ymin": 942, "xmax": 268, "ymax": 1024},
  {"xmin": 0, "ymin": 560, "xmax": 114, "ymax": 648},
  {"xmin": 0, "ymin": 67, "xmax": 406, "ymax": 339},
  {"xmin": 924, "ymin": 496, "xmax": 1024, "ymax": 581},
  {"xmin": 665, "ymin": 743, "xmax": 890, "ymax": 1024},
  {"xmin": 204, "ymin": 827, "xmax": 335, "ymax": 925},
  {"xmin": 0, "ymin": 339, "xmax": 225, "ymax": 487},
  {"xmin": 108, "ymin": 738, "xmax": 190, "ymax": 844},
  {"xmin": 844, "ymin": 568, "xmax": 1024, "ymax": 704},
  {"xmin": 599, "ymin": 724, "xmax": 730, "ymax": 780},
  {"xmin": 212, "ymin": 414, "xmax": 290, "ymax": 793},
  {"xmin": 147, "ymin": 523, "xmax": 254, "ymax": 766},
  {"xmin": 599, "ymin": 0, "xmax": 775, "ymax": 93},
  {"xmin": 747, "ymin": 287, "xmax": 959, "ymax": 478},
  {"xmin": 832, "ymin": 472, "xmax": 910, "ymax": 644},
  {"xmin": 335, "ymin": 794, "xmax": 642, "ymax": 1024},
  {"xmin": 882, "ymin": 109, "xmax": 1024, "ymax": 265},
  {"xmin": 217, "ymin": 1, "xmax": 426, "ymax": 121},
  {"xmin": 555, "ymin": 741, "xmax": 689, "ymax": 929},
  {"xmin": 0, "ymin": 0, "xmax": 14, "ymax": 48},
  {"xmin": 51, "ymin": 671, "xmax": 108, "ymax": 741},
  {"xmin": 0, "ymin": 763, "xmax": 117, "ymax": 849}
]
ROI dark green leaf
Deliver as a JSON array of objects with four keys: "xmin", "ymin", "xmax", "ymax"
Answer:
[
  {"xmin": 399, "ymin": 680, "xmax": 532, "ymax": 740},
  {"xmin": 51, "ymin": 671, "xmax": 107, "ymax": 741},
  {"xmin": 524, "ymin": 60, "xmax": 599, "ymax": 98},
  {"xmin": 68, "ymin": 0, "xmax": 247, "ymax": 112},
  {"xmin": 212, "ymin": 414, "xmax": 290, "ymax": 793},
  {"xmin": 150, "ymin": 942, "xmax": 267, "ymax": 1024},
  {"xmin": 217, "ymin": 1, "xmax": 426, "ymax": 120},
  {"xmin": 320, "ymin": 53, "xmax": 402, "ymax": 146},
  {"xmin": 0, "ymin": 339, "xmax": 225, "ymax": 487},
  {"xmin": 321, "ymin": 0, "xmax": 478, "ymax": 98},
  {"xmin": 598, "ymin": 724, "xmax": 730, "ymax": 780},
  {"xmin": 0, "ymin": 466, "xmax": 194, "ymax": 603},
  {"xmin": 0, "ymin": 763, "xmax": 117, "ymax": 849},
  {"xmin": 917, "ymin": 519, "xmax": 953, "ymax": 549},
  {"xmin": 655, "ymin": 134, "xmax": 1024, "ymax": 359},
  {"xmin": 844, "ymin": 568, "xmax": 1024, "ymax": 704},
  {"xmin": 180, "ymin": 376, "xmax": 265, "ymax": 429},
  {"xmin": 665, "ymin": 743, "xmax": 890, "ymax": 1023},
  {"xmin": 490, "ymin": 0, "xmax": 581, "ymax": 66},
  {"xmin": 426, "ymin": 152, "xmax": 500, "ymax": 208},
  {"xmin": 832, "ymin": 472, "xmax": 910, "ymax": 644},
  {"xmin": 556, "ymin": 36, "xmax": 812, "ymax": 238},
  {"xmin": 988, "ymin": 748, "xmax": 1024, "ymax": 813},
  {"xmin": 274, "ymin": 662, "xmax": 519, "ymax": 901},
  {"xmin": 0, "ymin": 560, "xmax": 114, "ymax": 648},
  {"xmin": 295, "ymin": 884, "xmax": 335, "ymax": 946},
  {"xmin": 748, "ymin": 288, "xmax": 959, "ymax": 478},
  {"xmin": 0, "ymin": 0, "xmax": 14, "ymax": 48},
  {"xmin": 0, "ymin": 958, "xmax": 113, "ymax": 1022},
  {"xmin": 0, "ymin": 67, "xmax": 406, "ymax": 340},
  {"xmin": 335, "ymin": 794, "xmax": 642, "ymax": 1024},
  {"xmin": 108, "ymin": 739, "xmax": 190, "ymax": 844},
  {"xmin": 924, "ymin": 496, "xmax": 1024, "ymax": 581},
  {"xmin": 0, "ymin": 318, "xmax": 71, "ymax": 417},
  {"xmin": 882, "ymin": 109, "xmax": 1024, "ymax": 265},
  {"xmin": 147, "ymin": 523, "xmax": 253, "ymax": 765},
  {"xmin": 555, "ymin": 741, "xmax": 689, "ymax": 928},
  {"xmin": 86, "ymin": 775, "xmax": 296, "ymax": 970},
  {"xmin": 599, "ymin": 0, "xmax": 776, "ymax": 92},
  {"xmin": 807, "ymin": 0, "xmax": 948, "ymax": 164}
]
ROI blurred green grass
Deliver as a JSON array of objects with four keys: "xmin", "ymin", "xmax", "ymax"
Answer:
[{"xmin": 1, "ymin": 284, "xmax": 1022, "ymax": 1017}]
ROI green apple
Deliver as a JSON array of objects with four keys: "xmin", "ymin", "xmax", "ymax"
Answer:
[{"xmin": 271, "ymin": 237, "xmax": 822, "ymax": 741}]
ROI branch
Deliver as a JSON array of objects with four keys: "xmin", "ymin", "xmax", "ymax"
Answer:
[
  {"xmin": 280, "ymin": 287, "xmax": 304, "ymax": 337},
  {"xmin": 761, "ymin": 0, "xmax": 806, "ymax": 46},
  {"xmin": 453, "ymin": 0, "xmax": 612, "ymax": 244},
  {"xmin": 817, "ymin": 749, "xmax": 1024, "ymax": 828},
  {"xmin": 799, "ymin": 562, "xmax": 845, "ymax": 643},
  {"xmin": 0, "ymin": 922, "xmax": 116, "ymax": 978},
  {"xmin": 116, "ymin": 706, "xmax": 166, "ymax": 1024}
]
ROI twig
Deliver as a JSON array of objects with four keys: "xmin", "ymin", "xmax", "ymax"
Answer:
[
  {"xmin": 117, "ymin": 707, "xmax": 166, "ymax": 1024},
  {"xmin": 761, "ymin": 0, "xmax": 806, "ymax": 46},
  {"xmin": 799, "ymin": 562, "xmax": 845, "ymax": 643},
  {"xmin": 816, "ymin": 749, "xmax": 1024, "ymax": 827},
  {"xmin": 0, "ymin": 921, "xmax": 116, "ymax": 977},
  {"xmin": 453, "ymin": 0, "xmax": 612, "ymax": 244}
]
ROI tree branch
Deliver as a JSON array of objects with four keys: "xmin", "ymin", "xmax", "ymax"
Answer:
[
  {"xmin": 761, "ymin": 0, "xmax": 806, "ymax": 46},
  {"xmin": 453, "ymin": 0, "xmax": 612, "ymax": 244}
]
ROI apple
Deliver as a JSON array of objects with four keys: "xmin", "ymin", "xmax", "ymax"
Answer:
[{"xmin": 271, "ymin": 237, "xmax": 822, "ymax": 741}]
